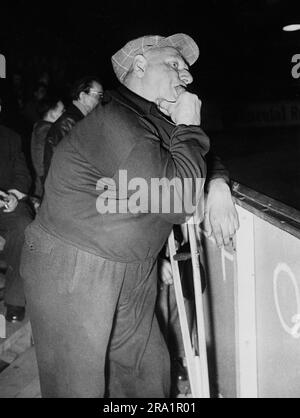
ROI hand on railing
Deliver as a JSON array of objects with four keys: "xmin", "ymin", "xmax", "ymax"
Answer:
[{"xmin": 203, "ymin": 179, "xmax": 239, "ymax": 247}]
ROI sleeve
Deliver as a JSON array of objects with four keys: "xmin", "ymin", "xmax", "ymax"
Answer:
[
  {"xmin": 11, "ymin": 133, "xmax": 31, "ymax": 194},
  {"xmin": 205, "ymin": 151, "xmax": 230, "ymax": 188},
  {"xmin": 31, "ymin": 124, "xmax": 50, "ymax": 178},
  {"xmin": 43, "ymin": 117, "xmax": 77, "ymax": 182},
  {"xmin": 98, "ymin": 123, "xmax": 210, "ymax": 224}
]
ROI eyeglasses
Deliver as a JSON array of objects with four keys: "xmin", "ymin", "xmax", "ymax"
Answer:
[{"xmin": 88, "ymin": 89, "xmax": 104, "ymax": 99}]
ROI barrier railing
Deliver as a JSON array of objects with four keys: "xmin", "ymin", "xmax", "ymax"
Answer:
[{"xmin": 201, "ymin": 181, "xmax": 300, "ymax": 398}]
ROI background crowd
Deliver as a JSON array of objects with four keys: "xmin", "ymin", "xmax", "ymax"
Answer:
[{"xmin": 0, "ymin": 57, "xmax": 104, "ymax": 322}]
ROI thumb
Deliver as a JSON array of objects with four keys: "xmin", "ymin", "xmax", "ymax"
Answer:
[
  {"xmin": 203, "ymin": 212, "xmax": 212, "ymax": 237},
  {"xmin": 156, "ymin": 99, "xmax": 173, "ymax": 115}
]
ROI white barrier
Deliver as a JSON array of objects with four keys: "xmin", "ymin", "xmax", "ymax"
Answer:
[{"xmin": 202, "ymin": 183, "xmax": 300, "ymax": 397}]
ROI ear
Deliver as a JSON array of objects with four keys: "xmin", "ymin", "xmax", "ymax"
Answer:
[
  {"xmin": 78, "ymin": 91, "xmax": 86, "ymax": 102},
  {"xmin": 132, "ymin": 54, "xmax": 148, "ymax": 78}
]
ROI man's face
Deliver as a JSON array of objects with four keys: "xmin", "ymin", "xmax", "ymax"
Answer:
[
  {"xmin": 141, "ymin": 47, "xmax": 193, "ymax": 103},
  {"xmin": 82, "ymin": 82, "xmax": 104, "ymax": 114},
  {"xmin": 35, "ymin": 85, "xmax": 47, "ymax": 101}
]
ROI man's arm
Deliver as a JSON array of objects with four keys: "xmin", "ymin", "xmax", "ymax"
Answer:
[
  {"xmin": 3, "ymin": 133, "xmax": 32, "ymax": 213},
  {"xmin": 205, "ymin": 152, "xmax": 230, "ymax": 185},
  {"xmin": 115, "ymin": 123, "xmax": 210, "ymax": 224},
  {"xmin": 31, "ymin": 123, "xmax": 51, "ymax": 178},
  {"xmin": 43, "ymin": 124, "xmax": 61, "ymax": 182},
  {"xmin": 11, "ymin": 133, "xmax": 31, "ymax": 195}
]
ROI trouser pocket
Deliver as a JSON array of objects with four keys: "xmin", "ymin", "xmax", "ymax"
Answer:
[{"xmin": 20, "ymin": 223, "xmax": 56, "ymax": 284}]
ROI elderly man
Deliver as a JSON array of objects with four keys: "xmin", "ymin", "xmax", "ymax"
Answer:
[{"xmin": 20, "ymin": 33, "xmax": 237, "ymax": 398}]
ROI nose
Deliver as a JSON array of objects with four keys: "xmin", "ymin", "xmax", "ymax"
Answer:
[{"xmin": 179, "ymin": 69, "xmax": 193, "ymax": 85}]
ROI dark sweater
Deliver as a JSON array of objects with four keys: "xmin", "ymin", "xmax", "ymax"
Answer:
[
  {"xmin": 0, "ymin": 124, "xmax": 31, "ymax": 193},
  {"xmin": 43, "ymin": 103, "xmax": 84, "ymax": 180},
  {"xmin": 31, "ymin": 120, "xmax": 52, "ymax": 178},
  {"xmin": 36, "ymin": 85, "xmax": 211, "ymax": 262}
]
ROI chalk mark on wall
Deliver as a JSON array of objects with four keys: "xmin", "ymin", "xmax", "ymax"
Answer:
[
  {"xmin": 273, "ymin": 263, "xmax": 300, "ymax": 339},
  {"xmin": 221, "ymin": 247, "xmax": 234, "ymax": 283}
]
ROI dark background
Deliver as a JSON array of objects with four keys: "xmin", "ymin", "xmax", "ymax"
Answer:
[
  {"xmin": 1, "ymin": 0, "xmax": 300, "ymax": 210},
  {"xmin": 1, "ymin": 0, "xmax": 300, "ymax": 98}
]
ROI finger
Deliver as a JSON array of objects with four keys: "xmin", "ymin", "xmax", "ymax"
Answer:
[
  {"xmin": 222, "ymin": 230, "xmax": 231, "ymax": 246},
  {"xmin": 165, "ymin": 246, "xmax": 170, "ymax": 258},
  {"xmin": 217, "ymin": 219, "xmax": 230, "ymax": 246},
  {"xmin": 166, "ymin": 264, "xmax": 174, "ymax": 284},
  {"xmin": 156, "ymin": 98, "xmax": 167, "ymax": 107},
  {"xmin": 160, "ymin": 260, "xmax": 172, "ymax": 277},
  {"xmin": 203, "ymin": 214, "xmax": 212, "ymax": 236},
  {"xmin": 5, "ymin": 196, "xmax": 14, "ymax": 206},
  {"xmin": 234, "ymin": 213, "xmax": 240, "ymax": 231},
  {"xmin": 211, "ymin": 224, "xmax": 224, "ymax": 247},
  {"xmin": 5, "ymin": 199, "xmax": 17, "ymax": 212},
  {"xmin": 226, "ymin": 215, "xmax": 239, "ymax": 238},
  {"xmin": 162, "ymin": 271, "xmax": 173, "ymax": 285},
  {"xmin": 157, "ymin": 99, "xmax": 174, "ymax": 113},
  {"xmin": 167, "ymin": 276, "xmax": 173, "ymax": 285},
  {"xmin": 6, "ymin": 199, "xmax": 17, "ymax": 211},
  {"xmin": 228, "ymin": 218, "xmax": 237, "ymax": 237},
  {"xmin": 158, "ymin": 107, "xmax": 170, "ymax": 117}
]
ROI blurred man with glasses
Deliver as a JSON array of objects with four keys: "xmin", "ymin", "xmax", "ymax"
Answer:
[{"xmin": 43, "ymin": 75, "xmax": 103, "ymax": 180}]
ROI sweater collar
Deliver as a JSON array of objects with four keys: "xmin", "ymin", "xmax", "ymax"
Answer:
[{"xmin": 109, "ymin": 83, "xmax": 160, "ymax": 117}]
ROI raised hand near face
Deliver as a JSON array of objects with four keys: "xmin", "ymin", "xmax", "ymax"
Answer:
[{"xmin": 157, "ymin": 91, "xmax": 201, "ymax": 126}]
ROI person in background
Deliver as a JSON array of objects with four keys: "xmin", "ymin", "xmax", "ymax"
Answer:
[
  {"xmin": 0, "ymin": 96, "xmax": 34, "ymax": 322},
  {"xmin": 3, "ymin": 72, "xmax": 26, "ymax": 136},
  {"xmin": 43, "ymin": 76, "xmax": 103, "ymax": 180},
  {"xmin": 22, "ymin": 82, "xmax": 48, "ymax": 133},
  {"xmin": 31, "ymin": 96, "xmax": 65, "ymax": 198},
  {"xmin": 156, "ymin": 225, "xmax": 195, "ymax": 386}
]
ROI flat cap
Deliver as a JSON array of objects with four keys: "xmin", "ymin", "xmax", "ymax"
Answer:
[{"xmin": 111, "ymin": 33, "xmax": 199, "ymax": 82}]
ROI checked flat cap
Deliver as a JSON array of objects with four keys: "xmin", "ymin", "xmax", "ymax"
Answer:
[{"xmin": 111, "ymin": 33, "xmax": 199, "ymax": 82}]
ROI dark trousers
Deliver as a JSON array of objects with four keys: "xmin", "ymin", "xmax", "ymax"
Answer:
[
  {"xmin": 0, "ymin": 200, "xmax": 34, "ymax": 306},
  {"xmin": 20, "ymin": 222, "xmax": 170, "ymax": 398}
]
